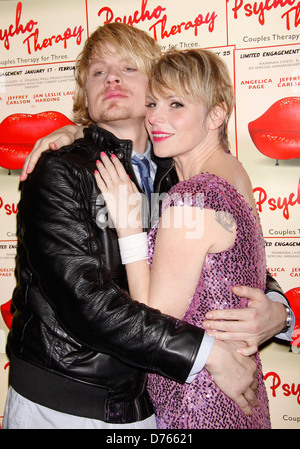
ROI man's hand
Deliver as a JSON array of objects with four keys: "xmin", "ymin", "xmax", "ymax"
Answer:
[
  {"xmin": 20, "ymin": 124, "xmax": 84, "ymax": 181},
  {"xmin": 205, "ymin": 339, "xmax": 258, "ymax": 416},
  {"xmin": 203, "ymin": 286, "xmax": 287, "ymax": 355}
]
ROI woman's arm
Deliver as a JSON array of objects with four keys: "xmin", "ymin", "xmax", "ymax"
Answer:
[
  {"xmin": 148, "ymin": 205, "xmax": 236, "ymax": 318},
  {"xmin": 95, "ymin": 152, "xmax": 150, "ymax": 304},
  {"xmin": 95, "ymin": 153, "xmax": 236, "ymax": 318}
]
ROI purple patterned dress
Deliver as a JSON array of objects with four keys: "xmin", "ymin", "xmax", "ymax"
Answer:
[{"xmin": 147, "ymin": 173, "xmax": 271, "ymax": 429}]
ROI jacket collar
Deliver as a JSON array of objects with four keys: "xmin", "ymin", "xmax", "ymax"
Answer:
[
  {"xmin": 84, "ymin": 125, "xmax": 133, "ymax": 164},
  {"xmin": 84, "ymin": 124, "xmax": 175, "ymax": 178}
]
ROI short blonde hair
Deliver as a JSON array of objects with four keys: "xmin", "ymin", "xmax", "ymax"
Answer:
[
  {"xmin": 148, "ymin": 49, "xmax": 234, "ymax": 150},
  {"xmin": 73, "ymin": 23, "xmax": 161, "ymax": 125}
]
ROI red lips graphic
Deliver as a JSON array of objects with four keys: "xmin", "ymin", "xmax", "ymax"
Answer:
[
  {"xmin": 0, "ymin": 299, "xmax": 13, "ymax": 329},
  {"xmin": 285, "ymin": 286, "xmax": 300, "ymax": 349},
  {"xmin": 0, "ymin": 111, "xmax": 75, "ymax": 170},
  {"xmin": 248, "ymin": 97, "xmax": 300, "ymax": 161},
  {"xmin": 285, "ymin": 286, "xmax": 300, "ymax": 319}
]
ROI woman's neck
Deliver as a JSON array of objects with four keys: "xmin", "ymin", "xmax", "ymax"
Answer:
[{"xmin": 174, "ymin": 140, "xmax": 225, "ymax": 182}]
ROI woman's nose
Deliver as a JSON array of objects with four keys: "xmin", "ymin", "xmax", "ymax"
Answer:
[{"xmin": 147, "ymin": 109, "xmax": 165, "ymax": 125}]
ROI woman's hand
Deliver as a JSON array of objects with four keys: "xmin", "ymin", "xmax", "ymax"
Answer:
[{"xmin": 94, "ymin": 152, "xmax": 143, "ymax": 237}]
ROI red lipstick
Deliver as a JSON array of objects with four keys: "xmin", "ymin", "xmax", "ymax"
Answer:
[{"xmin": 151, "ymin": 131, "xmax": 174, "ymax": 142}]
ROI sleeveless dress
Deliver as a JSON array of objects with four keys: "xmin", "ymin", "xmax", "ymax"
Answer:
[{"xmin": 147, "ymin": 173, "xmax": 271, "ymax": 429}]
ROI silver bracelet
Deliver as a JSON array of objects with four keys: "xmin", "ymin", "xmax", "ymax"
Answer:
[{"xmin": 282, "ymin": 306, "xmax": 292, "ymax": 333}]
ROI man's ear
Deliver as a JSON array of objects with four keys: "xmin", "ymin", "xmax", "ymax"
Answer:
[{"xmin": 209, "ymin": 103, "xmax": 227, "ymax": 129}]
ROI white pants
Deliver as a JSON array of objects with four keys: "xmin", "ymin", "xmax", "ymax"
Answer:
[{"xmin": 3, "ymin": 387, "xmax": 157, "ymax": 429}]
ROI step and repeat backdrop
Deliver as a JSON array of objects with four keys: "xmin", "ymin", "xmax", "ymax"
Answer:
[{"xmin": 0, "ymin": 0, "xmax": 299, "ymax": 429}]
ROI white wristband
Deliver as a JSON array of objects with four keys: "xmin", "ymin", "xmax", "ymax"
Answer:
[{"xmin": 118, "ymin": 232, "xmax": 148, "ymax": 265}]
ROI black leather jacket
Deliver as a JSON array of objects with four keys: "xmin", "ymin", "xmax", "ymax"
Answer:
[{"xmin": 7, "ymin": 126, "xmax": 203, "ymax": 424}]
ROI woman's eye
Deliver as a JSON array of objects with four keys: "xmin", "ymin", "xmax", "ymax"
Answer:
[
  {"xmin": 171, "ymin": 102, "xmax": 184, "ymax": 108},
  {"xmin": 145, "ymin": 102, "xmax": 156, "ymax": 108}
]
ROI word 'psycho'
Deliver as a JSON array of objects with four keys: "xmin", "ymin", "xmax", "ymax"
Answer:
[{"xmin": 98, "ymin": 0, "xmax": 217, "ymax": 39}]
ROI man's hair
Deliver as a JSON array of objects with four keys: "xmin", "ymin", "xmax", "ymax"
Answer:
[
  {"xmin": 73, "ymin": 22, "xmax": 161, "ymax": 125},
  {"xmin": 148, "ymin": 49, "xmax": 234, "ymax": 150}
]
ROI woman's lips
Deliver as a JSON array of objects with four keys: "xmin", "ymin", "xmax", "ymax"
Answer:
[
  {"xmin": 0, "ymin": 111, "xmax": 74, "ymax": 170},
  {"xmin": 248, "ymin": 97, "xmax": 300, "ymax": 160},
  {"xmin": 152, "ymin": 131, "xmax": 174, "ymax": 142}
]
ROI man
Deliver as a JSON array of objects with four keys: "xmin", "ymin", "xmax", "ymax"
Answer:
[{"xmin": 5, "ymin": 23, "xmax": 293, "ymax": 429}]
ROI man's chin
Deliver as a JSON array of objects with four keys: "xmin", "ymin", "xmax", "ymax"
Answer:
[{"xmin": 97, "ymin": 108, "xmax": 134, "ymax": 123}]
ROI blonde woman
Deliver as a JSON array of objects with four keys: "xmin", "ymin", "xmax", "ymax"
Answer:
[{"xmin": 95, "ymin": 49, "xmax": 271, "ymax": 429}]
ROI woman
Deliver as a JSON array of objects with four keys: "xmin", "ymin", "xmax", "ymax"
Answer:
[{"xmin": 95, "ymin": 49, "xmax": 271, "ymax": 429}]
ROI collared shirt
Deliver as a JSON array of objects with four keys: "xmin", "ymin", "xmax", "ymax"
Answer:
[{"xmin": 131, "ymin": 141, "xmax": 157, "ymax": 185}]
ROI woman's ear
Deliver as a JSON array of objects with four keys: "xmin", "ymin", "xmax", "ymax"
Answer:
[{"xmin": 208, "ymin": 103, "xmax": 227, "ymax": 129}]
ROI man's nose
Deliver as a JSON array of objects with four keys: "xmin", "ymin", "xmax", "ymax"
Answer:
[{"xmin": 105, "ymin": 70, "xmax": 122, "ymax": 86}]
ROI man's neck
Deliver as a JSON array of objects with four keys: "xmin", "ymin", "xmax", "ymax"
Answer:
[{"xmin": 99, "ymin": 120, "xmax": 148, "ymax": 155}]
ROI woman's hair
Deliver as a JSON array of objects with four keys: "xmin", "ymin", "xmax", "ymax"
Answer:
[
  {"xmin": 148, "ymin": 49, "xmax": 234, "ymax": 150},
  {"xmin": 73, "ymin": 22, "xmax": 161, "ymax": 125}
]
